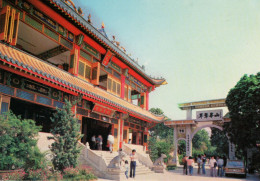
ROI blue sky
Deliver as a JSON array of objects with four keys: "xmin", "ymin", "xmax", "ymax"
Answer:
[{"xmin": 77, "ymin": 0, "xmax": 260, "ymax": 119}]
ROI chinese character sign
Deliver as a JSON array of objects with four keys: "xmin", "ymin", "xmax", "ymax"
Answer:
[{"xmin": 196, "ymin": 109, "xmax": 223, "ymax": 121}]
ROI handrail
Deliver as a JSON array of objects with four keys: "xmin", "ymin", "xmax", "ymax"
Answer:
[
  {"xmin": 122, "ymin": 143, "xmax": 153, "ymax": 168},
  {"xmin": 84, "ymin": 143, "xmax": 108, "ymax": 172}
]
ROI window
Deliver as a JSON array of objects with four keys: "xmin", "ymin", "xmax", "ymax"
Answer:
[
  {"xmin": 107, "ymin": 77, "xmax": 121, "ymax": 97},
  {"xmin": 78, "ymin": 59, "xmax": 91, "ymax": 80},
  {"xmin": 124, "ymin": 86, "xmax": 128, "ymax": 100}
]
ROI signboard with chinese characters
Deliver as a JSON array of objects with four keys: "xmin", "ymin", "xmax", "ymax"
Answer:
[
  {"xmin": 196, "ymin": 109, "xmax": 223, "ymax": 121},
  {"xmin": 102, "ymin": 50, "xmax": 113, "ymax": 67},
  {"xmin": 92, "ymin": 104, "xmax": 115, "ymax": 118}
]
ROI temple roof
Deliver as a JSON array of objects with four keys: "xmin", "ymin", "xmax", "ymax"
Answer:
[
  {"xmin": 43, "ymin": 0, "xmax": 166, "ymax": 87},
  {"xmin": 178, "ymin": 98, "xmax": 226, "ymax": 110},
  {"xmin": 0, "ymin": 43, "xmax": 165, "ymax": 122}
]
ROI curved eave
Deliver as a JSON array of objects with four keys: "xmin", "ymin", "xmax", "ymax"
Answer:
[
  {"xmin": 0, "ymin": 43, "xmax": 164, "ymax": 123},
  {"xmin": 44, "ymin": 0, "xmax": 166, "ymax": 86}
]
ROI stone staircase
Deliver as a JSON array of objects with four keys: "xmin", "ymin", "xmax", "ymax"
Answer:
[{"xmin": 93, "ymin": 150, "xmax": 154, "ymax": 175}]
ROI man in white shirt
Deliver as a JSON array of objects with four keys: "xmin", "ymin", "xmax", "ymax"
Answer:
[
  {"xmin": 107, "ymin": 133, "xmax": 114, "ymax": 153},
  {"xmin": 209, "ymin": 156, "xmax": 217, "ymax": 177},
  {"xmin": 130, "ymin": 149, "xmax": 137, "ymax": 178},
  {"xmin": 217, "ymin": 156, "xmax": 224, "ymax": 177}
]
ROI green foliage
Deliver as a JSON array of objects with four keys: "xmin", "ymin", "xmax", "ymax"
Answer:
[
  {"xmin": 178, "ymin": 140, "xmax": 186, "ymax": 156},
  {"xmin": 0, "ymin": 112, "xmax": 44, "ymax": 171},
  {"xmin": 50, "ymin": 100, "xmax": 82, "ymax": 172},
  {"xmin": 63, "ymin": 167, "xmax": 97, "ymax": 181},
  {"xmin": 26, "ymin": 169, "xmax": 49, "ymax": 181},
  {"xmin": 224, "ymin": 73, "xmax": 260, "ymax": 150},
  {"xmin": 192, "ymin": 129, "xmax": 211, "ymax": 151},
  {"xmin": 149, "ymin": 122, "xmax": 174, "ymax": 143},
  {"xmin": 148, "ymin": 135, "xmax": 158, "ymax": 162},
  {"xmin": 149, "ymin": 108, "xmax": 164, "ymax": 115},
  {"xmin": 148, "ymin": 135, "xmax": 173, "ymax": 162},
  {"xmin": 1, "ymin": 170, "xmax": 26, "ymax": 180},
  {"xmin": 210, "ymin": 128, "xmax": 229, "ymax": 157}
]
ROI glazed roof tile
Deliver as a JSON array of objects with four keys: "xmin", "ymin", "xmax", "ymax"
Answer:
[
  {"xmin": 45, "ymin": 0, "xmax": 166, "ymax": 86},
  {"xmin": 0, "ymin": 43, "xmax": 164, "ymax": 122}
]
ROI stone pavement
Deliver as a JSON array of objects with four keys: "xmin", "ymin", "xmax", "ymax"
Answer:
[{"xmin": 98, "ymin": 166, "xmax": 259, "ymax": 181}]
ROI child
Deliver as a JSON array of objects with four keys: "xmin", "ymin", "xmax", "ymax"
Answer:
[{"xmin": 125, "ymin": 160, "xmax": 129, "ymax": 179}]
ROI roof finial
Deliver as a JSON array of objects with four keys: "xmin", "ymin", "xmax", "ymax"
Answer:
[{"xmin": 88, "ymin": 14, "xmax": 92, "ymax": 24}]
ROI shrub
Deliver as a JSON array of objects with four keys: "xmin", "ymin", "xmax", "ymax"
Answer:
[
  {"xmin": 63, "ymin": 167, "xmax": 79, "ymax": 179},
  {"xmin": 48, "ymin": 171, "xmax": 63, "ymax": 181},
  {"xmin": 0, "ymin": 111, "xmax": 44, "ymax": 171},
  {"xmin": 2, "ymin": 169, "xmax": 26, "ymax": 180},
  {"xmin": 50, "ymin": 100, "xmax": 82, "ymax": 172},
  {"xmin": 26, "ymin": 169, "xmax": 50, "ymax": 181},
  {"xmin": 63, "ymin": 166, "xmax": 97, "ymax": 181}
]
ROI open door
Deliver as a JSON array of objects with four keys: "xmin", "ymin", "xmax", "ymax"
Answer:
[
  {"xmin": 11, "ymin": 11, "xmax": 20, "ymax": 45},
  {"xmin": 0, "ymin": 94, "xmax": 10, "ymax": 114},
  {"xmin": 91, "ymin": 62, "xmax": 100, "ymax": 85},
  {"xmin": 0, "ymin": 5, "xmax": 20, "ymax": 45},
  {"xmin": 0, "ymin": 6, "xmax": 11, "ymax": 41}
]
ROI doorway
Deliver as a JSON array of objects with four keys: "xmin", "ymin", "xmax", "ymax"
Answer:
[
  {"xmin": 10, "ymin": 98, "xmax": 55, "ymax": 132},
  {"xmin": 81, "ymin": 117, "xmax": 112, "ymax": 151}
]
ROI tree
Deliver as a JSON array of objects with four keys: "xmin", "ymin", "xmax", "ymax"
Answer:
[
  {"xmin": 210, "ymin": 128, "xmax": 229, "ymax": 157},
  {"xmin": 50, "ymin": 100, "xmax": 82, "ymax": 172},
  {"xmin": 148, "ymin": 108, "xmax": 174, "ymax": 162},
  {"xmin": 0, "ymin": 112, "xmax": 44, "ymax": 171},
  {"xmin": 150, "ymin": 108, "xmax": 164, "ymax": 116},
  {"xmin": 192, "ymin": 129, "xmax": 211, "ymax": 151},
  {"xmin": 224, "ymin": 73, "xmax": 260, "ymax": 155}
]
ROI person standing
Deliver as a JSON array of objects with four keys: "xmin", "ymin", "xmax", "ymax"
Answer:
[
  {"xmin": 197, "ymin": 155, "xmax": 202, "ymax": 174},
  {"xmin": 97, "ymin": 135, "xmax": 103, "ymax": 150},
  {"xmin": 107, "ymin": 133, "xmax": 114, "ymax": 153},
  {"xmin": 202, "ymin": 154, "xmax": 206, "ymax": 174},
  {"xmin": 91, "ymin": 135, "xmax": 96, "ymax": 150},
  {"xmin": 209, "ymin": 156, "xmax": 217, "ymax": 177},
  {"xmin": 217, "ymin": 156, "xmax": 224, "ymax": 177},
  {"xmin": 130, "ymin": 149, "xmax": 137, "ymax": 178},
  {"xmin": 187, "ymin": 156, "xmax": 194, "ymax": 176},
  {"xmin": 182, "ymin": 156, "xmax": 188, "ymax": 175},
  {"xmin": 124, "ymin": 160, "xmax": 129, "ymax": 179}
]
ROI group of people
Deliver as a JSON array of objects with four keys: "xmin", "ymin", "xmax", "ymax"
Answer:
[
  {"xmin": 183, "ymin": 154, "xmax": 227, "ymax": 177},
  {"xmin": 91, "ymin": 133, "xmax": 114, "ymax": 152},
  {"xmin": 91, "ymin": 135, "xmax": 103, "ymax": 150}
]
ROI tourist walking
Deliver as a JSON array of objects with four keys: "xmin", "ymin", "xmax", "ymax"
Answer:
[
  {"xmin": 130, "ymin": 149, "xmax": 137, "ymax": 178},
  {"xmin": 182, "ymin": 156, "xmax": 188, "ymax": 175},
  {"xmin": 202, "ymin": 154, "xmax": 207, "ymax": 174},
  {"xmin": 209, "ymin": 156, "xmax": 217, "ymax": 177},
  {"xmin": 217, "ymin": 156, "xmax": 224, "ymax": 177},
  {"xmin": 197, "ymin": 155, "xmax": 202, "ymax": 174},
  {"xmin": 124, "ymin": 160, "xmax": 129, "ymax": 179},
  {"xmin": 97, "ymin": 135, "xmax": 103, "ymax": 150},
  {"xmin": 107, "ymin": 133, "xmax": 114, "ymax": 153},
  {"xmin": 187, "ymin": 156, "xmax": 194, "ymax": 176},
  {"xmin": 91, "ymin": 135, "xmax": 96, "ymax": 149}
]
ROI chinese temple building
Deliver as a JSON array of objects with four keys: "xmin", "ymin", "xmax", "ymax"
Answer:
[{"xmin": 0, "ymin": 0, "xmax": 167, "ymax": 151}]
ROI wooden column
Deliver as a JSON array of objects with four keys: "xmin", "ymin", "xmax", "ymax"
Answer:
[
  {"xmin": 146, "ymin": 91, "xmax": 149, "ymax": 111},
  {"xmin": 120, "ymin": 75, "xmax": 125, "ymax": 99}
]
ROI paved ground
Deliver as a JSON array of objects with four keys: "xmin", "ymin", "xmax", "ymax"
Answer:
[{"xmin": 98, "ymin": 167, "xmax": 260, "ymax": 181}]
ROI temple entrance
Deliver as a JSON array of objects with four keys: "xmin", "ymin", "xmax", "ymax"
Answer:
[
  {"xmin": 130, "ymin": 129, "xmax": 143, "ymax": 145},
  {"xmin": 165, "ymin": 98, "xmax": 236, "ymax": 165},
  {"xmin": 81, "ymin": 117, "xmax": 112, "ymax": 151},
  {"xmin": 10, "ymin": 98, "xmax": 55, "ymax": 132}
]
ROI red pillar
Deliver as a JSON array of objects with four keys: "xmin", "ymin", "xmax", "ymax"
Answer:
[
  {"xmin": 120, "ymin": 75, "xmax": 125, "ymax": 99},
  {"xmin": 146, "ymin": 91, "xmax": 149, "ymax": 111},
  {"xmin": 119, "ymin": 119, "xmax": 124, "ymax": 148},
  {"xmin": 74, "ymin": 45, "xmax": 80, "ymax": 76}
]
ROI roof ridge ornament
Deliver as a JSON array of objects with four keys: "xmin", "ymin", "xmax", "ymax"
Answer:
[{"xmin": 63, "ymin": 0, "xmax": 84, "ymax": 16}]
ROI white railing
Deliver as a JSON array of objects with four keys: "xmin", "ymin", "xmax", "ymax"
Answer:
[
  {"xmin": 122, "ymin": 143, "xmax": 153, "ymax": 168},
  {"xmin": 83, "ymin": 143, "xmax": 108, "ymax": 172}
]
